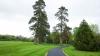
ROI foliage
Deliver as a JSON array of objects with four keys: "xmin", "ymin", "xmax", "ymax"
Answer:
[
  {"xmin": 94, "ymin": 33, "xmax": 100, "ymax": 51},
  {"xmin": 74, "ymin": 20, "xmax": 96, "ymax": 51},
  {"xmin": 73, "ymin": 27, "xmax": 79, "ymax": 37},
  {"xmin": 90, "ymin": 24, "xmax": 99, "ymax": 34},
  {"xmin": 29, "ymin": 0, "xmax": 50, "ymax": 43},
  {"xmin": 55, "ymin": 6, "xmax": 69, "ymax": 44},
  {"xmin": 47, "ymin": 24, "xmax": 72, "ymax": 44},
  {"xmin": 50, "ymin": 31, "xmax": 60, "ymax": 44},
  {"xmin": 0, "ymin": 35, "xmax": 32, "ymax": 42},
  {"xmin": 46, "ymin": 26, "xmax": 60, "ymax": 44},
  {"xmin": 62, "ymin": 23, "xmax": 72, "ymax": 44},
  {"xmin": 46, "ymin": 34, "xmax": 53, "ymax": 43}
]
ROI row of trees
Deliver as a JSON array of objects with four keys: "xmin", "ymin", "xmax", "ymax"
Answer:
[
  {"xmin": 0, "ymin": 35, "xmax": 32, "ymax": 42},
  {"xmin": 29, "ymin": 0, "xmax": 100, "ymax": 51},
  {"xmin": 29, "ymin": 0, "xmax": 71, "ymax": 44},
  {"xmin": 46, "ymin": 26, "xmax": 72, "ymax": 44}
]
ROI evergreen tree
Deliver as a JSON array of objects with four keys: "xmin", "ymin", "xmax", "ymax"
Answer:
[
  {"xmin": 90, "ymin": 24, "xmax": 99, "ymax": 35},
  {"xmin": 62, "ymin": 23, "xmax": 71, "ymax": 44},
  {"xmin": 74, "ymin": 20, "xmax": 95, "ymax": 51},
  {"xmin": 73, "ymin": 27, "xmax": 79, "ymax": 37},
  {"xmin": 46, "ymin": 26, "xmax": 60, "ymax": 44},
  {"xmin": 29, "ymin": 0, "xmax": 50, "ymax": 43},
  {"xmin": 55, "ymin": 6, "xmax": 68, "ymax": 44}
]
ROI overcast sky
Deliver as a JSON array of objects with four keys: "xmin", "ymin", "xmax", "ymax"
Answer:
[{"xmin": 0, "ymin": 0, "xmax": 100, "ymax": 37}]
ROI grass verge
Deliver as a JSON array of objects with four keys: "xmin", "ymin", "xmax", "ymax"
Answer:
[
  {"xmin": 63, "ymin": 46, "xmax": 100, "ymax": 56},
  {"xmin": 0, "ymin": 41, "xmax": 56, "ymax": 56}
]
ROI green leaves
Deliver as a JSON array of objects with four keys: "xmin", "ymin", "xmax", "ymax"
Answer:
[
  {"xmin": 55, "ymin": 6, "xmax": 70, "ymax": 44},
  {"xmin": 29, "ymin": 0, "xmax": 50, "ymax": 43},
  {"xmin": 74, "ymin": 20, "xmax": 96, "ymax": 51},
  {"xmin": 28, "ymin": 17, "xmax": 37, "ymax": 24},
  {"xmin": 55, "ymin": 6, "xmax": 68, "ymax": 22}
]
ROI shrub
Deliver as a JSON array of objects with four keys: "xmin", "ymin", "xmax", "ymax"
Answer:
[{"xmin": 74, "ymin": 20, "xmax": 97, "ymax": 51}]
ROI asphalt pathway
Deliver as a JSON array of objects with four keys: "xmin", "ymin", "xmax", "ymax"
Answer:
[{"xmin": 47, "ymin": 47, "xmax": 65, "ymax": 56}]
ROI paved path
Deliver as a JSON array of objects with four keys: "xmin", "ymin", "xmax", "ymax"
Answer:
[{"xmin": 47, "ymin": 47, "xmax": 65, "ymax": 56}]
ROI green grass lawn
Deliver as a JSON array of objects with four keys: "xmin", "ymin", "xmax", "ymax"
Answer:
[
  {"xmin": 0, "ymin": 41, "xmax": 56, "ymax": 56},
  {"xmin": 64, "ymin": 46, "xmax": 100, "ymax": 56}
]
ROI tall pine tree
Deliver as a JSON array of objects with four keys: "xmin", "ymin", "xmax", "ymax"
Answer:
[
  {"xmin": 29, "ymin": 0, "xmax": 50, "ymax": 43},
  {"xmin": 55, "ymin": 6, "xmax": 68, "ymax": 44}
]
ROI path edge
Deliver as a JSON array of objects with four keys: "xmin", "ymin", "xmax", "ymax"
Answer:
[
  {"xmin": 45, "ymin": 52, "xmax": 48, "ymax": 56},
  {"xmin": 62, "ymin": 49, "xmax": 69, "ymax": 56}
]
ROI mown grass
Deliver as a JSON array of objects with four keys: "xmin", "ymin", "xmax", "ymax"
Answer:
[
  {"xmin": 64, "ymin": 46, "xmax": 100, "ymax": 56},
  {"xmin": 0, "ymin": 41, "xmax": 56, "ymax": 56}
]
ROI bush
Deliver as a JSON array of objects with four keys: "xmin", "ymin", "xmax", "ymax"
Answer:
[
  {"xmin": 94, "ymin": 34, "xmax": 100, "ymax": 51},
  {"xmin": 74, "ymin": 20, "xmax": 98, "ymax": 51},
  {"xmin": 68, "ymin": 40, "xmax": 75, "ymax": 45}
]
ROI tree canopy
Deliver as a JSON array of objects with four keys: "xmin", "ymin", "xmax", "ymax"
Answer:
[
  {"xmin": 29, "ymin": 0, "xmax": 50, "ymax": 43},
  {"xmin": 55, "ymin": 6, "xmax": 69, "ymax": 44},
  {"xmin": 74, "ymin": 20, "xmax": 96, "ymax": 51}
]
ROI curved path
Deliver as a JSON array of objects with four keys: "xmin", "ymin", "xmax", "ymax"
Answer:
[{"xmin": 47, "ymin": 47, "xmax": 65, "ymax": 56}]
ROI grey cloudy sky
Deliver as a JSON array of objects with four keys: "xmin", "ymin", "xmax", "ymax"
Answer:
[{"xmin": 0, "ymin": 0, "xmax": 100, "ymax": 37}]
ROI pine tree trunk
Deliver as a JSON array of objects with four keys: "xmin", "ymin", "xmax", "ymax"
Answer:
[
  {"xmin": 60, "ymin": 19, "xmax": 63, "ymax": 44},
  {"xmin": 60, "ymin": 35, "xmax": 63, "ymax": 44}
]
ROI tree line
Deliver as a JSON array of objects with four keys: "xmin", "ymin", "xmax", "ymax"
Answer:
[
  {"xmin": 0, "ymin": 35, "xmax": 32, "ymax": 42},
  {"xmin": 29, "ymin": 0, "xmax": 71, "ymax": 44},
  {"xmin": 0, "ymin": 0, "xmax": 99, "ymax": 51},
  {"xmin": 29, "ymin": 0, "xmax": 100, "ymax": 51}
]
